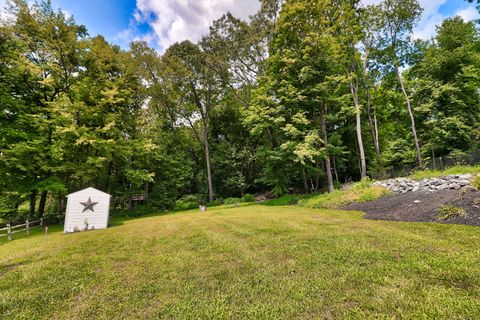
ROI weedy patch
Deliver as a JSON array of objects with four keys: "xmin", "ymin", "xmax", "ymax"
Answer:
[
  {"xmin": 473, "ymin": 197, "xmax": 480, "ymax": 206},
  {"xmin": 299, "ymin": 179, "xmax": 391, "ymax": 209},
  {"xmin": 437, "ymin": 204, "xmax": 468, "ymax": 220},
  {"xmin": 471, "ymin": 175, "xmax": 480, "ymax": 190},
  {"xmin": 408, "ymin": 165, "xmax": 480, "ymax": 180}
]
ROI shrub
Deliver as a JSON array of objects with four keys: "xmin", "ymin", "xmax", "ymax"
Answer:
[
  {"xmin": 224, "ymin": 197, "xmax": 242, "ymax": 205},
  {"xmin": 112, "ymin": 204, "xmax": 159, "ymax": 218},
  {"xmin": 174, "ymin": 195, "xmax": 198, "ymax": 211},
  {"xmin": 437, "ymin": 205, "xmax": 468, "ymax": 220},
  {"xmin": 472, "ymin": 175, "xmax": 480, "ymax": 190},
  {"xmin": 242, "ymin": 194, "xmax": 255, "ymax": 203},
  {"xmin": 207, "ymin": 199, "xmax": 223, "ymax": 207},
  {"xmin": 353, "ymin": 177, "xmax": 373, "ymax": 189}
]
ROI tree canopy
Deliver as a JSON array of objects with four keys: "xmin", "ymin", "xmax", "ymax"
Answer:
[{"xmin": 1, "ymin": 0, "xmax": 479, "ymax": 219}]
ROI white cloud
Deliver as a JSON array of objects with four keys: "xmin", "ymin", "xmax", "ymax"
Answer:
[
  {"xmin": 413, "ymin": 1, "xmax": 480, "ymax": 40},
  {"xmin": 455, "ymin": 6, "xmax": 480, "ymax": 22},
  {"xmin": 134, "ymin": 0, "xmax": 260, "ymax": 51},
  {"xmin": 362, "ymin": 0, "xmax": 479, "ymax": 41},
  {"xmin": 405, "ymin": 0, "xmax": 447, "ymax": 40}
]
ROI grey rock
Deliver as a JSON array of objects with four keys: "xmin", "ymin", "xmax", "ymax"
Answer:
[
  {"xmin": 450, "ymin": 183, "xmax": 461, "ymax": 190},
  {"xmin": 459, "ymin": 174, "xmax": 472, "ymax": 180}
]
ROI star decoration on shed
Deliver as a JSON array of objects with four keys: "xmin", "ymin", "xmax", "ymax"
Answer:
[{"xmin": 80, "ymin": 197, "xmax": 98, "ymax": 213}]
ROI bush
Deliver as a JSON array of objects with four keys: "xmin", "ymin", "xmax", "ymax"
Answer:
[
  {"xmin": 207, "ymin": 199, "xmax": 223, "ymax": 207},
  {"xmin": 112, "ymin": 204, "xmax": 159, "ymax": 218},
  {"xmin": 174, "ymin": 195, "xmax": 198, "ymax": 211},
  {"xmin": 242, "ymin": 194, "xmax": 255, "ymax": 203},
  {"xmin": 224, "ymin": 197, "xmax": 242, "ymax": 205}
]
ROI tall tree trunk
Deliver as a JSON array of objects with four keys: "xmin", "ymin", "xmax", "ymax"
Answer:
[
  {"xmin": 58, "ymin": 192, "xmax": 64, "ymax": 214},
  {"xmin": 431, "ymin": 146, "xmax": 436, "ymax": 170},
  {"xmin": 29, "ymin": 190, "xmax": 37, "ymax": 216},
  {"xmin": 204, "ymin": 124, "xmax": 214, "ymax": 202},
  {"xmin": 363, "ymin": 81, "xmax": 382, "ymax": 168},
  {"xmin": 396, "ymin": 69, "xmax": 423, "ymax": 167},
  {"xmin": 332, "ymin": 156, "xmax": 339, "ymax": 182},
  {"xmin": 315, "ymin": 161, "xmax": 321, "ymax": 191},
  {"xmin": 38, "ymin": 191, "xmax": 48, "ymax": 217},
  {"xmin": 302, "ymin": 168, "xmax": 309, "ymax": 193},
  {"xmin": 349, "ymin": 80, "xmax": 367, "ymax": 179},
  {"xmin": 321, "ymin": 103, "xmax": 334, "ymax": 192}
]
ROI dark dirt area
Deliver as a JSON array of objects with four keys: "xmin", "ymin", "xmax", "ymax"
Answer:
[{"xmin": 343, "ymin": 189, "xmax": 480, "ymax": 226}]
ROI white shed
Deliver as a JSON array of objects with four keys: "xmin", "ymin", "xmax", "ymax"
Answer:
[{"xmin": 64, "ymin": 187, "xmax": 111, "ymax": 233}]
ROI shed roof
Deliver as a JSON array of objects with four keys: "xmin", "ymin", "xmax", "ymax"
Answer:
[{"xmin": 67, "ymin": 187, "xmax": 111, "ymax": 198}]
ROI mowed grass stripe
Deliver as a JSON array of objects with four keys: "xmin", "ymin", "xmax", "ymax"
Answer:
[{"xmin": 1, "ymin": 205, "xmax": 479, "ymax": 319}]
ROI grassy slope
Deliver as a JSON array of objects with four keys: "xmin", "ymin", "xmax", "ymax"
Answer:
[
  {"xmin": 408, "ymin": 165, "xmax": 480, "ymax": 180},
  {"xmin": 1, "ymin": 206, "xmax": 480, "ymax": 319},
  {"xmin": 299, "ymin": 180, "xmax": 391, "ymax": 209}
]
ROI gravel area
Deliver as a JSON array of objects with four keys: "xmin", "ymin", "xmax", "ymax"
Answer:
[{"xmin": 343, "ymin": 189, "xmax": 480, "ymax": 226}]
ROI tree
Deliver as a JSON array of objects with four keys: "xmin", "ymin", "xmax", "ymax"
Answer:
[
  {"xmin": 163, "ymin": 41, "xmax": 223, "ymax": 202},
  {"xmin": 359, "ymin": 5, "xmax": 384, "ymax": 169},
  {"xmin": 331, "ymin": 0, "xmax": 368, "ymax": 179},
  {"xmin": 1, "ymin": 0, "xmax": 86, "ymax": 216},
  {"xmin": 412, "ymin": 16, "xmax": 480, "ymax": 155},
  {"xmin": 376, "ymin": 0, "xmax": 424, "ymax": 167}
]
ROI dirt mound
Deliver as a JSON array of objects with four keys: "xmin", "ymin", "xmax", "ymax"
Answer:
[{"xmin": 342, "ymin": 189, "xmax": 480, "ymax": 226}]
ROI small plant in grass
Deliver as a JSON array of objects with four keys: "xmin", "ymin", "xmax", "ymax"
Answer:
[
  {"xmin": 437, "ymin": 205, "xmax": 468, "ymax": 220},
  {"xmin": 472, "ymin": 175, "xmax": 480, "ymax": 190}
]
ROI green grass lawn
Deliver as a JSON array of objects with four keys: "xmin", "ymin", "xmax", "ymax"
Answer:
[{"xmin": 1, "ymin": 206, "xmax": 479, "ymax": 319}]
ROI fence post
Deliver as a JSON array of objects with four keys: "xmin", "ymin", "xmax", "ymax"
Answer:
[
  {"xmin": 7, "ymin": 223, "xmax": 12, "ymax": 241},
  {"xmin": 26, "ymin": 220, "xmax": 30, "ymax": 235},
  {"xmin": 40, "ymin": 218, "xmax": 43, "ymax": 228}
]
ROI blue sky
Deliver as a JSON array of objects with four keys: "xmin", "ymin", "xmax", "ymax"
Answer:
[{"xmin": 1, "ymin": 0, "xmax": 479, "ymax": 51}]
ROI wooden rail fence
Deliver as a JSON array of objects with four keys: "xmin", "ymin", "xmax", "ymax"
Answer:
[{"xmin": 0, "ymin": 218, "xmax": 43, "ymax": 241}]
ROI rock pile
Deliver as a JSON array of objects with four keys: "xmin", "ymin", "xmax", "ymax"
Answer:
[{"xmin": 373, "ymin": 174, "xmax": 475, "ymax": 194}]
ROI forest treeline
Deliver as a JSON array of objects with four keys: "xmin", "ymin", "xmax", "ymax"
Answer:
[{"xmin": 1, "ymin": 0, "xmax": 479, "ymax": 218}]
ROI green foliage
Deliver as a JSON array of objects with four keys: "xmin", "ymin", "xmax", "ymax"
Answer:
[
  {"xmin": 224, "ymin": 198, "xmax": 242, "ymax": 205},
  {"xmin": 113, "ymin": 205, "xmax": 161, "ymax": 218},
  {"xmin": 437, "ymin": 205, "xmax": 468, "ymax": 220},
  {"xmin": 262, "ymin": 194, "xmax": 314, "ymax": 206},
  {"xmin": 1, "ymin": 0, "xmax": 480, "ymax": 223},
  {"xmin": 241, "ymin": 194, "xmax": 255, "ymax": 203},
  {"xmin": 206, "ymin": 199, "xmax": 223, "ymax": 207},
  {"xmin": 412, "ymin": 17, "xmax": 480, "ymax": 155},
  {"xmin": 174, "ymin": 195, "xmax": 199, "ymax": 211}
]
